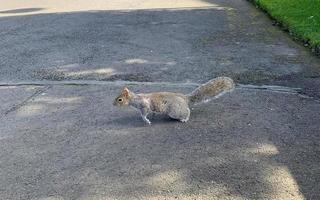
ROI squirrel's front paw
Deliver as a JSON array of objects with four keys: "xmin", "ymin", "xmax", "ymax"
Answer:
[
  {"xmin": 142, "ymin": 118, "xmax": 151, "ymax": 125},
  {"xmin": 141, "ymin": 115, "xmax": 151, "ymax": 125}
]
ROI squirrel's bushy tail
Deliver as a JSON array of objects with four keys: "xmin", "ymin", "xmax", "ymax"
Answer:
[{"xmin": 188, "ymin": 77, "xmax": 235, "ymax": 104}]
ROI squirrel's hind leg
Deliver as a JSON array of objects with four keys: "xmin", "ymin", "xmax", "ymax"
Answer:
[
  {"xmin": 168, "ymin": 105, "xmax": 190, "ymax": 123},
  {"xmin": 180, "ymin": 108, "xmax": 190, "ymax": 123}
]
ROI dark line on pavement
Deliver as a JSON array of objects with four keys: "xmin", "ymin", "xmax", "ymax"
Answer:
[{"xmin": 2, "ymin": 86, "xmax": 51, "ymax": 117}]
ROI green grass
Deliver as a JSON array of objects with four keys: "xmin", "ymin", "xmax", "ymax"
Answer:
[{"xmin": 253, "ymin": 0, "xmax": 320, "ymax": 49}]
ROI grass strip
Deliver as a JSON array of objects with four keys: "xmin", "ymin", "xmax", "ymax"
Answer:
[{"xmin": 252, "ymin": 0, "xmax": 320, "ymax": 54}]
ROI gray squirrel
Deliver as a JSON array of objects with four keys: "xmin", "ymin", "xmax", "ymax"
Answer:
[{"xmin": 113, "ymin": 77, "xmax": 235, "ymax": 124}]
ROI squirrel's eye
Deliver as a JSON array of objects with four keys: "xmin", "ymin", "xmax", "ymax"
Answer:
[{"xmin": 118, "ymin": 98, "xmax": 123, "ymax": 102}]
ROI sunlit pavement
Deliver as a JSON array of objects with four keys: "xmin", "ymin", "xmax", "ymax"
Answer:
[{"xmin": 1, "ymin": 0, "xmax": 320, "ymax": 200}]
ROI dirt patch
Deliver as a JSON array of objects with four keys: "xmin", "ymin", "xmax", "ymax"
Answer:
[
  {"xmin": 33, "ymin": 69, "xmax": 66, "ymax": 81},
  {"xmin": 102, "ymin": 73, "xmax": 153, "ymax": 82},
  {"xmin": 215, "ymin": 70, "xmax": 279, "ymax": 84},
  {"xmin": 32, "ymin": 69, "xmax": 152, "ymax": 82}
]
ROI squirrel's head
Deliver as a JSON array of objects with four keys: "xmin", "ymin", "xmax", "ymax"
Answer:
[{"xmin": 113, "ymin": 87, "xmax": 132, "ymax": 107}]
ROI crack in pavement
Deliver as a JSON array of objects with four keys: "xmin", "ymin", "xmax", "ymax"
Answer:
[
  {"xmin": 236, "ymin": 84, "xmax": 301, "ymax": 94},
  {"xmin": 0, "ymin": 80, "xmax": 200, "ymax": 87},
  {"xmin": 1, "ymin": 86, "xmax": 51, "ymax": 117},
  {"xmin": 1, "ymin": 80, "xmax": 319, "ymax": 102},
  {"xmin": 237, "ymin": 84, "xmax": 320, "ymax": 102}
]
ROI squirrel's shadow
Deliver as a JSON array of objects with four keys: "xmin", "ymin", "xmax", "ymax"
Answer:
[{"xmin": 110, "ymin": 113, "xmax": 179, "ymax": 127}]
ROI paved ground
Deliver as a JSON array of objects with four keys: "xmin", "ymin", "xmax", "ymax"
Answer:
[{"xmin": 1, "ymin": 0, "xmax": 320, "ymax": 200}]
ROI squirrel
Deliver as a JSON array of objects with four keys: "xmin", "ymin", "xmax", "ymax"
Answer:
[{"xmin": 113, "ymin": 77, "xmax": 235, "ymax": 124}]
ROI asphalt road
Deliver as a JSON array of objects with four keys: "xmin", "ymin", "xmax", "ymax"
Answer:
[
  {"xmin": 1, "ymin": 0, "xmax": 320, "ymax": 200},
  {"xmin": 1, "ymin": 0, "xmax": 320, "ymax": 86}
]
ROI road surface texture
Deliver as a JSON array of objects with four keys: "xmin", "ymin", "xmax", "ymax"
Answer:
[{"xmin": 0, "ymin": 0, "xmax": 320, "ymax": 200}]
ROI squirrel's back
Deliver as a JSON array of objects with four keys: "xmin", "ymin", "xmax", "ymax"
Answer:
[{"xmin": 145, "ymin": 92, "xmax": 187, "ymax": 112}]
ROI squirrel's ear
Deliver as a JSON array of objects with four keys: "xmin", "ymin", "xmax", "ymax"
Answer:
[{"xmin": 122, "ymin": 87, "xmax": 130, "ymax": 96}]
